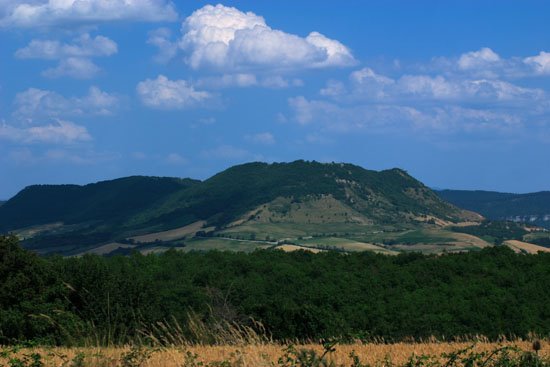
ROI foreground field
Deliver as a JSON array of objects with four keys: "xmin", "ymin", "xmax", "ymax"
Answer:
[{"xmin": 2, "ymin": 341, "xmax": 548, "ymax": 367}]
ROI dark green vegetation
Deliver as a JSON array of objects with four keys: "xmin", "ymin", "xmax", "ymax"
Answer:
[
  {"xmin": 146, "ymin": 161, "xmax": 464, "ymax": 227},
  {"xmin": 1, "ymin": 236, "xmax": 549, "ymax": 346},
  {"xmin": 438, "ymin": 190, "xmax": 550, "ymax": 229},
  {"xmin": 0, "ymin": 161, "xmax": 478, "ymax": 255},
  {"xmin": 0, "ymin": 176, "xmax": 198, "ymax": 234}
]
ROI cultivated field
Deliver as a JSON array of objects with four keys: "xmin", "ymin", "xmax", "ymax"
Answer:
[
  {"xmin": 1, "ymin": 341, "xmax": 548, "ymax": 367},
  {"xmin": 504, "ymin": 239, "xmax": 550, "ymax": 254}
]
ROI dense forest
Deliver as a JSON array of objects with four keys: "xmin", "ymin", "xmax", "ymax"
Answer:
[{"xmin": 1, "ymin": 235, "xmax": 549, "ymax": 346}]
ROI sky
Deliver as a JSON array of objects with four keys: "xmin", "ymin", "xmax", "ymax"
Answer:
[{"xmin": 1, "ymin": 0, "xmax": 550, "ymax": 199}]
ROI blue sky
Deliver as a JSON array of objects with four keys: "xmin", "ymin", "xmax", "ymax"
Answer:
[{"xmin": 1, "ymin": 1, "xmax": 550, "ymax": 199}]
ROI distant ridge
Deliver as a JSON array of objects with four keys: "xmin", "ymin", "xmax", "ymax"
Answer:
[{"xmin": 438, "ymin": 189, "xmax": 550, "ymax": 228}]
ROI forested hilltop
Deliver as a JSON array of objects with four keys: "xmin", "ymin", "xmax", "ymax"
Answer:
[{"xmin": 1, "ymin": 235, "xmax": 549, "ymax": 346}]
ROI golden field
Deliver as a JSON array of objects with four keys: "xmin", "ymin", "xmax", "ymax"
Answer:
[{"xmin": 1, "ymin": 341, "xmax": 548, "ymax": 367}]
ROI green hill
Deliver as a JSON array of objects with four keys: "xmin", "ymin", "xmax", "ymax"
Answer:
[
  {"xmin": 128, "ymin": 161, "xmax": 471, "ymax": 230},
  {"xmin": 0, "ymin": 176, "xmax": 198, "ymax": 233},
  {"xmin": 437, "ymin": 189, "xmax": 550, "ymax": 228},
  {"xmin": 0, "ymin": 161, "xmax": 481, "ymax": 255}
]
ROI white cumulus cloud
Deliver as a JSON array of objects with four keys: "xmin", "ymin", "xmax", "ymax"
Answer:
[
  {"xmin": 178, "ymin": 4, "xmax": 355, "ymax": 70},
  {"xmin": 0, "ymin": 0, "xmax": 177, "ymax": 28},
  {"xmin": 136, "ymin": 75, "xmax": 211, "ymax": 109}
]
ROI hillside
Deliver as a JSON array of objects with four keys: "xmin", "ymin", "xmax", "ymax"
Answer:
[
  {"xmin": 438, "ymin": 189, "xmax": 550, "ymax": 228},
  {"xmin": 0, "ymin": 176, "xmax": 198, "ymax": 233},
  {"xmin": 129, "ymin": 161, "xmax": 473, "ymax": 229},
  {"xmin": 0, "ymin": 161, "xmax": 491, "ymax": 255}
]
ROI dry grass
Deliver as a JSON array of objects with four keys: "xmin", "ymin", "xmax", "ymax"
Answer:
[
  {"xmin": 2, "ymin": 341, "xmax": 548, "ymax": 367},
  {"xmin": 504, "ymin": 240, "xmax": 550, "ymax": 254},
  {"xmin": 275, "ymin": 244, "xmax": 326, "ymax": 253}
]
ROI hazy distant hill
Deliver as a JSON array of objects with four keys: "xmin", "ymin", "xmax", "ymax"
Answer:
[
  {"xmin": 438, "ymin": 190, "xmax": 550, "ymax": 228},
  {"xmin": 0, "ymin": 161, "xmax": 498, "ymax": 255}
]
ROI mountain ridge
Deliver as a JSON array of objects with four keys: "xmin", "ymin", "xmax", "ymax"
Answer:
[{"xmin": 0, "ymin": 160, "xmax": 510, "ymax": 255}]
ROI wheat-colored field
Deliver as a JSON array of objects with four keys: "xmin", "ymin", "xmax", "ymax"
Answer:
[
  {"xmin": 504, "ymin": 239, "xmax": 550, "ymax": 254},
  {"xmin": 2, "ymin": 341, "xmax": 548, "ymax": 367}
]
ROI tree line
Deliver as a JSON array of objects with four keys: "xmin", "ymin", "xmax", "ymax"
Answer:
[{"xmin": 1, "ymin": 235, "xmax": 549, "ymax": 345}]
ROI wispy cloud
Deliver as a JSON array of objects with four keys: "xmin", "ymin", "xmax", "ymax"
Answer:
[
  {"xmin": 196, "ymin": 74, "xmax": 303, "ymax": 89},
  {"xmin": 201, "ymin": 144, "xmax": 250, "ymax": 160},
  {"xmin": 136, "ymin": 75, "xmax": 212, "ymax": 110},
  {"xmin": 0, "ymin": 119, "xmax": 91, "ymax": 144},
  {"xmin": 0, "ymin": 0, "xmax": 177, "ymax": 28},
  {"xmin": 245, "ymin": 132, "xmax": 275, "ymax": 145},
  {"xmin": 15, "ymin": 33, "xmax": 118, "ymax": 79},
  {"xmin": 166, "ymin": 152, "xmax": 187, "ymax": 165},
  {"xmin": 524, "ymin": 51, "xmax": 550, "ymax": 75},
  {"xmin": 287, "ymin": 47, "xmax": 550, "ymax": 138},
  {"xmin": 14, "ymin": 86, "xmax": 119, "ymax": 121}
]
